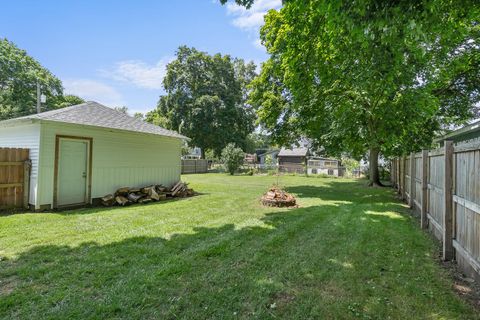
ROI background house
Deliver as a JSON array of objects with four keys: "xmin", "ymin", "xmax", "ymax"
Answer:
[
  {"xmin": 277, "ymin": 147, "xmax": 309, "ymax": 173},
  {"xmin": 182, "ymin": 147, "xmax": 202, "ymax": 160},
  {"xmin": 257, "ymin": 149, "xmax": 279, "ymax": 167},
  {"xmin": 0, "ymin": 102, "xmax": 187, "ymax": 210},
  {"xmin": 307, "ymin": 157, "xmax": 343, "ymax": 176}
]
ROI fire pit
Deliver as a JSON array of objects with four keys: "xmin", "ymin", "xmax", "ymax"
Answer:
[{"xmin": 261, "ymin": 186, "xmax": 297, "ymax": 207}]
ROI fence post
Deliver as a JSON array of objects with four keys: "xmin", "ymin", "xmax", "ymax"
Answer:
[
  {"xmin": 421, "ymin": 150, "xmax": 429, "ymax": 229},
  {"xmin": 401, "ymin": 155, "xmax": 406, "ymax": 200},
  {"xmin": 23, "ymin": 160, "xmax": 31, "ymax": 209},
  {"xmin": 443, "ymin": 140, "xmax": 454, "ymax": 261},
  {"xmin": 409, "ymin": 153, "xmax": 415, "ymax": 208}
]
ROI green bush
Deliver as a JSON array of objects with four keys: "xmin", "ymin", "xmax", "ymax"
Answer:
[
  {"xmin": 221, "ymin": 143, "xmax": 245, "ymax": 175},
  {"xmin": 267, "ymin": 169, "xmax": 278, "ymax": 176}
]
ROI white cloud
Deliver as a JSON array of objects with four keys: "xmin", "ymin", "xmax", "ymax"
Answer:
[
  {"xmin": 63, "ymin": 79, "xmax": 125, "ymax": 107},
  {"xmin": 100, "ymin": 58, "xmax": 171, "ymax": 90},
  {"xmin": 226, "ymin": 0, "xmax": 281, "ymax": 31}
]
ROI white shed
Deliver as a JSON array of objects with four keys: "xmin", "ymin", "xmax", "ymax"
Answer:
[{"xmin": 0, "ymin": 102, "xmax": 187, "ymax": 210}]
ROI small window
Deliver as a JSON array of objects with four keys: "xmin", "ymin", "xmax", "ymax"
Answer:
[
  {"xmin": 328, "ymin": 169, "xmax": 334, "ymax": 175},
  {"xmin": 312, "ymin": 168, "xmax": 317, "ymax": 174}
]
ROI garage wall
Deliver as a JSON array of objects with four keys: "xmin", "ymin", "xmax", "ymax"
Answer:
[
  {"xmin": 37, "ymin": 121, "xmax": 182, "ymax": 207},
  {"xmin": 0, "ymin": 122, "xmax": 41, "ymax": 206}
]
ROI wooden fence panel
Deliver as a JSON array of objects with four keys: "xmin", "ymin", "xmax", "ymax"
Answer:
[
  {"xmin": 393, "ymin": 141, "xmax": 480, "ymax": 279},
  {"xmin": 0, "ymin": 148, "xmax": 30, "ymax": 209},
  {"xmin": 181, "ymin": 159, "xmax": 208, "ymax": 174},
  {"xmin": 453, "ymin": 148, "xmax": 480, "ymax": 277},
  {"xmin": 428, "ymin": 153, "xmax": 445, "ymax": 241},
  {"xmin": 413, "ymin": 154, "xmax": 422, "ymax": 211},
  {"xmin": 405, "ymin": 157, "xmax": 411, "ymax": 202}
]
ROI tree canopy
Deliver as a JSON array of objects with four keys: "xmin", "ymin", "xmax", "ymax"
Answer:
[
  {"xmin": 244, "ymin": 0, "xmax": 479, "ymax": 185},
  {"xmin": 0, "ymin": 38, "xmax": 85, "ymax": 120},
  {"xmin": 146, "ymin": 46, "xmax": 257, "ymax": 157}
]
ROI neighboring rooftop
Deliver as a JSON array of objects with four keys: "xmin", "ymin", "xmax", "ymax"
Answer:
[
  {"xmin": 278, "ymin": 147, "xmax": 309, "ymax": 157},
  {"xmin": 434, "ymin": 120, "xmax": 480, "ymax": 146},
  {"xmin": 0, "ymin": 101, "xmax": 188, "ymax": 140}
]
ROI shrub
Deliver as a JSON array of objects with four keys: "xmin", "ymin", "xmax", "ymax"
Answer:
[{"xmin": 221, "ymin": 143, "xmax": 244, "ymax": 175}]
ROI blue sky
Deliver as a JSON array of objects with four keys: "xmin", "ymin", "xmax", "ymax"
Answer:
[{"xmin": 0, "ymin": 0, "xmax": 281, "ymax": 114}]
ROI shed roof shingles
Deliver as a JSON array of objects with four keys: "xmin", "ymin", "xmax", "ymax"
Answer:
[
  {"xmin": 278, "ymin": 147, "xmax": 309, "ymax": 157},
  {"xmin": 1, "ymin": 101, "xmax": 187, "ymax": 140}
]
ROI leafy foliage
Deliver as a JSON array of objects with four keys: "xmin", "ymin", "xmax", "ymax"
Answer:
[
  {"xmin": 221, "ymin": 143, "xmax": 245, "ymax": 175},
  {"xmin": 0, "ymin": 38, "xmax": 88, "ymax": 120},
  {"xmin": 247, "ymin": 0, "xmax": 479, "ymax": 184},
  {"xmin": 219, "ymin": 0, "xmax": 256, "ymax": 9},
  {"xmin": 0, "ymin": 38, "xmax": 65, "ymax": 120},
  {"xmin": 146, "ymin": 46, "xmax": 256, "ymax": 157},
  {"xmin": 52, "ymin": 94, "xmax": 85, "ymax": 109},
  {"xmin": 244, "ymin": 132, "xmax": 272, "ymax": 153},
  {"xmin": 341, "ymin": 157, "xmax": 360, "ymax": 175}
]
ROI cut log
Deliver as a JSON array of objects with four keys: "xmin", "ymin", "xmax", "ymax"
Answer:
[
  {"xmin": 101, "ymin": 194, "xmax": 115, "ymax": 206},
  {"xmin": 156, "ymin": 185, "xmax": 167, "ymax": 193},
  {"xmin": 116, "ymin": 187, "xmax": 130, "ymax": 196},
  {"xmin": 115, "ymin": 195, "xmax": 129, "ymax": 206},
  {"xmin": 149, "ymin": 188, "xmax": 160, "ymax": 201},
  {"xmin": 127, "ymin": 193, "xmax": 143, "ymax": 203},
  {"xmin": 172, "ymin": 182, "xmax": 188, "ymax": 196},
  {"xmin": 139, "ymin": 197, "xmax": 152, "ymax": 204}
]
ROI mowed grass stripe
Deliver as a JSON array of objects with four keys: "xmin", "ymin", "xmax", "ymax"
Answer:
[{"xmin": 0, "ymin": 174, "xmax": 477, "ymax": 319}]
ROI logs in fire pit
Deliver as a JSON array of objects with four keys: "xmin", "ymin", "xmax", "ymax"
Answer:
[{"xmin": 261, "ymin": 186, "xmax": 297, "ymax": 207}]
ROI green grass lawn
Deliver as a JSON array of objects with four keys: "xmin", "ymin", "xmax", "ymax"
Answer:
[{"xmin": 0, "ymin": 174, "xmax": 477, "ymax": 319}]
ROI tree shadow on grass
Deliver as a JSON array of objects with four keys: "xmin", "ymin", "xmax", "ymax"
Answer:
[
  {"xmin": 286, "ymin": 180, "xmax": 403, "ymax": 206},
  {"xmin": 0, "ymin": 200, "xmax": 474, "ymax": 319}
]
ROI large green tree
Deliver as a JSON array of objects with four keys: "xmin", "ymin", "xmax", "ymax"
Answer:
[
  {"xmin": 0, "ymin": 38, "xmax": 65, "ymax": 120},
  {"xmin": 236, "ymin": 0, "xmax": 479, "ymax": 185},
  {"xmin": 146, "ymin": 46, "xmax": 257, "ymax": 158}
]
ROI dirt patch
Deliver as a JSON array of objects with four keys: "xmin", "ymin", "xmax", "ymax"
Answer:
[
  {"xmin": 0, "ymin": 275, "xmax": 19, "ymax": 296},
  {"xmin": 441, "ymin": 260, "xmax": 480, "ymax": 310},
  {"xmin": 267, "ymin": 292, "xmax": 296, "ymax": 310}
]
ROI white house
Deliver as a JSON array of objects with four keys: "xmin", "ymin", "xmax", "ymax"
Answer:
[
  {"xmin": 307, "ymin": 157, "xmax": 343, "ymax": 176},
  {"xmin": 0, "ymin": 102, "xmax": 187, "ymax": 210}
]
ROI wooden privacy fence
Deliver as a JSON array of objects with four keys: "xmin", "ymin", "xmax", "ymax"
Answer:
[
  {"xmin": 181, "ymin": 159, "xmax": 208, "ymax": 174},
  {"xmin": 392, "ymin": 140, "xmax": 480, "ymax": 280},
  {"xmin": 0, "ymin": 148, "xmax": 31, "ymax": 209}
]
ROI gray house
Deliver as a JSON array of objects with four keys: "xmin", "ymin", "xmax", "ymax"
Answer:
[{"xmin": 258, "ymin": 149, "xmax": 279, "ymax": 166}]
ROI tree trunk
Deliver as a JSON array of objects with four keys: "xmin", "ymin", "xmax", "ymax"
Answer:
[
  {"xmin": 201, "ymin": 148, "xmax": 205, "ymax": 160},
  {"xmin": 368, "ymin": 147, "xmax": 383, "ymax": 187}
]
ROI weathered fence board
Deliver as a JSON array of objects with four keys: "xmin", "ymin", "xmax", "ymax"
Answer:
[
  {"xmin": 393, "ymin": 140, "xmax": 480, "ymax": 280},
  {"xmin": 0, "ymin": 148, "xmax": 30, "ymax": 209},
  {"xmin": 428, "ymin": 153, "xmax": 445, "ymax": 241}
]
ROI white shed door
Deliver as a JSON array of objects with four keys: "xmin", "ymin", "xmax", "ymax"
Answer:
[{"xmin": 57, "ymin": 139, "xmax": 88, "ymax": 206}]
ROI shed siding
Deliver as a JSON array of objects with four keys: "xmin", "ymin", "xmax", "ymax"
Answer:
[
  {"xmin": 0, "ymin": 123, "xmax": 41, "ymax": 206},
  {"xmin": 38, "ymin": 122, "xmax": 182, "ymax": 207}
]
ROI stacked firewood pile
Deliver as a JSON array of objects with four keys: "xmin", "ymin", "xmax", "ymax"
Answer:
[
  {"xmin": 101, "ymin": 181, "xmax": 193, "ymax": 206},
  {"xmin": 261, "ymin": 186, "xmax": 297, "ymax": 207}
]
